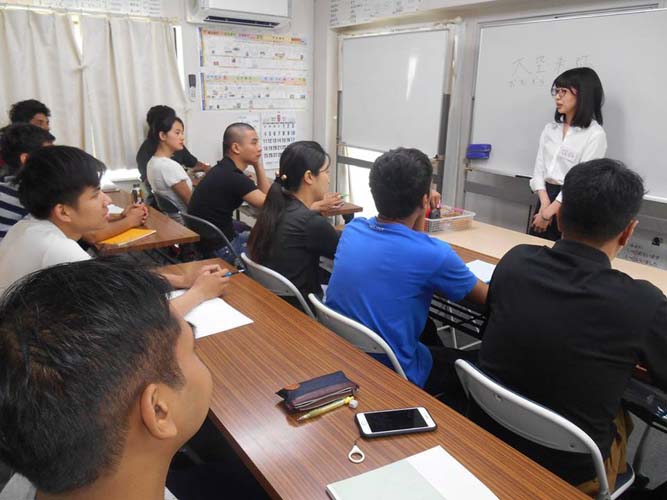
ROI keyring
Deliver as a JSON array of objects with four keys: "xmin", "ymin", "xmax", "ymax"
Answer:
[{"xmin": 348, "ymin": 444, "xmax": 365, "ymax": 464}]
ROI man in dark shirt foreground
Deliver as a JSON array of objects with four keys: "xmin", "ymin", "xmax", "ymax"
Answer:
[{"xmin": 475, "ymin": 159, "xmax": 667, "ymax": 495}]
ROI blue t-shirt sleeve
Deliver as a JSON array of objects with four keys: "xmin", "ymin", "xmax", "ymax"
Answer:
[{"xmin": 431, "ymin": 243, "xmax": 478, "ymax": 302}]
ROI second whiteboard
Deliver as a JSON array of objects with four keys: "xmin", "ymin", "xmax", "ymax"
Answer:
[{"xmin": 340, "ymin": 29, "xmax": 450, "ymax": 157}]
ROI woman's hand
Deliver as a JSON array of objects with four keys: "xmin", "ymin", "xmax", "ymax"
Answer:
[
  {"xmin": 430, "ymin": 189, "xmax": 441, "ymax": 208},
  {"xmin": 531, "ymin": 212, "xmax": 551, "ymax": 232},
  {"xmin": 532, "ymin": 202, "xmax": 558, "ymax": 232},
  {"xmin": 311, "ymin": 192, "xmax": 344, "ymax": 212}
]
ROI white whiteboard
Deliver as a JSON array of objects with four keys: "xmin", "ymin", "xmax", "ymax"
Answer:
[
  {"xmin": 341, "ymin": 29, "xmax": 450, "ymax": 157},
  {"xmin": 470, "ymin": 8, "xmax": 667, "ymax": 202}
]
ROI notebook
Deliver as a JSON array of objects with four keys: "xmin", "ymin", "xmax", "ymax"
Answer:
[
  {"xmin": 99, "ymin": 228, "xmax": 156, "ymax": 246},
  {"xmin": 326, "ymin": 446, "xmax": 498, "ymax": 500}
]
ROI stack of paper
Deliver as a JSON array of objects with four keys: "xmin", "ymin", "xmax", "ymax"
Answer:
[
  {"xmin": 169, "ymin": 290, "xmax": 253, "ymax": 338},
  {"xmin": 326, "ymin": 446, "xmax": 498, "ymax": 500}
]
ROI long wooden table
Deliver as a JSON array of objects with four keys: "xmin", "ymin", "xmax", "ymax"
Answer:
[
  {"xmin": 240, "ymin": 201, "xmax": 363, "ymax": 219},
  {"xmin": 160, "ymin": 258, "xmax": 587, "ymax": 500},
  {"xmin": 433, "ymin": 220, "xmax": 667, "ymax": 294},
  {"xmin": 322, "ymin": 201, "xmax": 363, "ymax": 217},
  {"xmin": 95, "ymin": 190, "xmax": 199, "ymax": 255}
]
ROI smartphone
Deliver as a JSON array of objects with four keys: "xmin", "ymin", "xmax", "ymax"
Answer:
[{"xmin": 355, "ymin": 407, "xmax": 437, "ymax": 438}]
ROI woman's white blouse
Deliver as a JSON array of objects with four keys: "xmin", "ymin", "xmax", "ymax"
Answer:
[{"xmin": 530, "ymin": 120, "xmax": 607, "ymax": 203}]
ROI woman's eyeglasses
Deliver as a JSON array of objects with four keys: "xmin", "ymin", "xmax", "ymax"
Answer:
[{"xmin": 551, "ymin": 87, "xmax": 576, "ymax": 98}]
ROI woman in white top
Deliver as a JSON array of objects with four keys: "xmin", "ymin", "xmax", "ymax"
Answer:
[
  {"xmin": 146, "ymin": 115, "xmax": 193, "ymax": 214},
  {"xmin": 529, "ymin": 67, "xmax": 607, "ymax": 240}
]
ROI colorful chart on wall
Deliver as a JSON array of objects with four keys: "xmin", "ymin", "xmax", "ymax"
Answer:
[{"xmin": 198, "ymin": 28, "xmax": 310, "ymax": 112}]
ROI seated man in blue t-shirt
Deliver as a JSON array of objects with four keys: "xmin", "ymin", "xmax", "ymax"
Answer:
[{"xmin": 326, "ymin": 147, "xmax": 488, "ymax": 403}]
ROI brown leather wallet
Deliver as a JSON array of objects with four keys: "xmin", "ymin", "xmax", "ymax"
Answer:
[{"xmin": 276, "ymin": 371, "xmax": 359, "ymax": 412}]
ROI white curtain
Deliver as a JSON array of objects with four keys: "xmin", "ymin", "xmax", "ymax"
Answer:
[
  {"xmin": 0, "ymin": 9, "xmax": 86, "ymax": 149},
  {"xmin": 80, "ymin": 16, "xmax": 187, "ymax": 170}
]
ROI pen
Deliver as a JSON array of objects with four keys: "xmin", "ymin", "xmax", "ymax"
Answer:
[
  {"xmin": 224, "ymin": 269, "xmax": 246, "ymax": 277},
  {"xmin": 297, "ymin": 396, "xmax": 356, "ymax": 421}
]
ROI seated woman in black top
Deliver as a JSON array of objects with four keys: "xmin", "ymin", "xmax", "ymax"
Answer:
[{"xmin": 248, "ymin": 141, "xmax": 340, "ymax": 300}]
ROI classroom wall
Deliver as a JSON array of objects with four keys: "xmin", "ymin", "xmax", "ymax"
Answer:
[
  {"xmin": 312, "ymin": 0, "xmax": 667, "ymax": 266},
  {"xmin": 163, "ymin": 0, "xmax": 315, "ymax": 166}
]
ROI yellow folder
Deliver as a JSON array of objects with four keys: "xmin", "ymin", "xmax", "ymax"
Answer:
[{"xmin": 99, "ymin": 228, "xmax": 156, "ymax": 246}]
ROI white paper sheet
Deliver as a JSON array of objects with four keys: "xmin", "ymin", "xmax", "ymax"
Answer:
[
  {"xmin": 466, "ymin": 260, "xmax": 496, "ymax": 284},
  {"xmin": 169, "ymin": 290, "xmax": 253, "ymax": 338},
  {"xmin": 107, "ymin": 204, "xmax": 124, "ymax": 215}
]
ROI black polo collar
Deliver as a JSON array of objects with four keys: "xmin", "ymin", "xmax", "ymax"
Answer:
[{"xmin": 552, "ymin": 239, "xmax": 611, "ymax": 269}]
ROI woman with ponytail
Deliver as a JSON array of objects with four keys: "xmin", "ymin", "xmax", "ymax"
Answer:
[
  {"xmin": 146, "ymin": 115, "xmax": 192, "ymax": 214},
  {"xmin": 248, "ymin": 141, "xmax": 340, "ymax": 300}
]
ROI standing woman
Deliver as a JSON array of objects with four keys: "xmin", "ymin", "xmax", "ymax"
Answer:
[
  {"xmin": 247, "ymin": 141, "xmax": 340, "ymax": 301},
  {"xmin": 146, "ymin": 115, "xmax": 193, "ymax": 214},
  {"xmin": 529, "ymin": 67, "xmax": 607, "ymax": 240}
]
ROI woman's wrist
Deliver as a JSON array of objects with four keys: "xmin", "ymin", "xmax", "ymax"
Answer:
[{"xmin": 539, "ymin": 210, "xmax": 553, "ymax": 222}]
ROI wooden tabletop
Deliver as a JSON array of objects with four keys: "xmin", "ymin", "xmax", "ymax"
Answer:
[
  {"xmin": 240, "ymin": 201, "xmax": 363, "ymax": 219},
  {"xmin": 321, "ymin": 201, "xmax": 363, "ymax": 217},
  {"xmin": 160, "ymin": 258, "xmax": 587, "ymax": 500},
  {"xmin": 434, "ymin": 220, "xmax": 667, "ymax": 294},
  {"xmin": 95, "ymin": 190, "xmax": 199, "ymax": 255}
]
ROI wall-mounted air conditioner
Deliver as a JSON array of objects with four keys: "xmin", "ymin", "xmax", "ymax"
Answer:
[{"xmin": 187, "ymin": 0, "xmax": 291, "ymax": 29}]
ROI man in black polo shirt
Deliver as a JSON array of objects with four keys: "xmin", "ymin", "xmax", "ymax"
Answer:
[
  {"xmin": 188, "ymin": 123, "xmax": 269, "ymax": 263},
  {"xmin": 473, "ymin": 159, "xmax": 667, "ymax": 495}
]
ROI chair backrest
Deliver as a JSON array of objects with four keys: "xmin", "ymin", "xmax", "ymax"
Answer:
[
  {"xmin": 308, "ymin": 293, "xmax": 407, "ymax": 379},
  {"xmin": 180, "ymin": 213, "xmax": 245, "ymax": 269},
  {"xmin": 241, "ymin": 252, "xmax": 314, "ymax": 318},
  {"xmin": 455, "ymin": 359, "xmax": 611, "ymax": 499},
  {"xmin": 153, "ymin": 192, "xmax": 181, "ymax": 215}
]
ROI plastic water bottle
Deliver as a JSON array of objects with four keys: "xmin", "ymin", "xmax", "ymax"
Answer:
[{"xmin": 131, "ymin": 184, "xmax": 144, "ymax": 204}]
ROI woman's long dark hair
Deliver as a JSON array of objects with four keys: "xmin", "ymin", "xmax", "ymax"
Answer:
[
  {"xmin": 147, "ymin": 115, "xmax": 183, "ymax": 155},
  {"xmin": 552, "ymin": 67, "xmax": 604, "ymax": 127},
  {"xmin": 248, "ymin": 141, "xmax": 329, "ymax": 263}
]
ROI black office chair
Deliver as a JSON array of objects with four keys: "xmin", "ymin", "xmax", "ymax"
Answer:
[
  {"xmin": 153, "ymin": 192, "xmax": 181, "ymax": 217},
  {"xmin": 180, "ymin": 213, "xmax": 245, "ymax": 270}
]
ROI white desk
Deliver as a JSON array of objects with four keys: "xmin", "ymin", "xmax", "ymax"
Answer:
[{"xmin": 433, "ymin": 221, "xmax": 667, "ymax": 294}]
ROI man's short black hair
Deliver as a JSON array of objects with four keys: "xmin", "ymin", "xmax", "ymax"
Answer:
[
  {"xmin": 560, "ymin": 159, "xmax": 645, "ymax": 243},
  {"xmin": 146, "ymin": 105, "xmax": 175, "ymax": 127},
  {"xmin": 369, "ymin": 147, "xmax": 433, "ymax": 219},
  {"xmin": 17, "ymin": 145, "xmax": 106, "ymax": 219},
  {"xmin": 9, "ymin": 99, "xmax": 50, "ymax": 124},
  {"xmin": 0, "ymin": 123, "xmax": 55, "ymax": 175},
  {"xmin": 222, "ymin": 122, "xmax": 255, "ymax": 155},
  {"xmin": 0, "ymin": 258, "xmax": 184, "ymax": 494}
]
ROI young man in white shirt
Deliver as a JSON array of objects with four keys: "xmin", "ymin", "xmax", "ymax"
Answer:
[
  {"xmin": 0, "ymin": 123, "xmax": 150, "ymax": 245},
  {"xmin": 0, "ymin": 146, "xmax": 228, "ymax": 315},
  {"xmin": 0, "ymin": 259, "xmax": 212, "ymax": 500}
]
